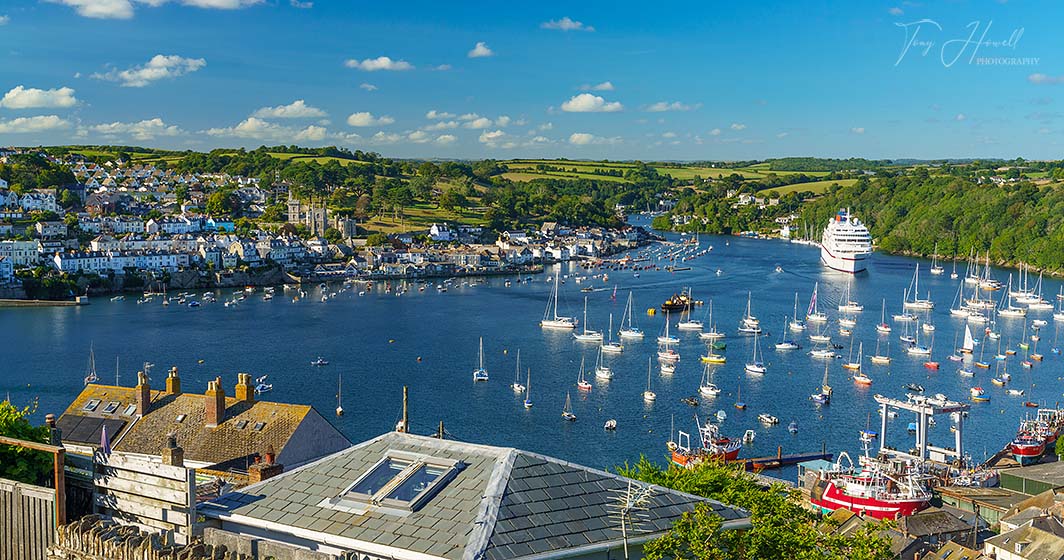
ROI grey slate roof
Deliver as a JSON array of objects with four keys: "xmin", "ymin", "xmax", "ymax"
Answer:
[{"xmin": 200, "ymin": 431, "xmax": 749, "ymax": 560}]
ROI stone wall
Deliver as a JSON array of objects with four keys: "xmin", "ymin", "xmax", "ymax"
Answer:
[{"xmin": 48, "ymin": 516, "xmax": 251, "ymax": 560}]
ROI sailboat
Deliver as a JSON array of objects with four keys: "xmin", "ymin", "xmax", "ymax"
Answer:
[
  {"xmin": 810, "ymin": 361, "xmax": 831, "ymax": 404},
  {"xmin": 572, "ymin": 296, "xmax": 603, "ymax": 341},
  {"xmin": 594, "ymin": 347, "xmax": 613, "ymax": 380},
  {"xmin": 658, "ymin": 311, "xmax": 680, "ymax": 344},
  {"xmin": 929, "ymin": 242, "xmax": 945, "ymax": 275},
  {"xmin": 997, "ymin": 276, "xmax": 1027, "ymax": 318},
  {"xmin": 788, "ymin": 292, "xmax": 807, "ymax": 331},
  {"xmin": 870, "ymin": 338, "xmax": 891, "ymax": 364},
  {"xmin": 562, "ymin": 392, "xmax": 577, "ymax": 421},
  {"xmin": 643, "ymin": 358, "xmax": 656, "ymax": 402},
  {"xmin": 84, "ymin": 344, "xmax": 98, "ymax": 385},
  {"xmin": 677, "ymin": 290, "xmax": 704, "ymax": 331},
  {"xmin": 602, "ymin": 314, "xmax": 624, "ymax": 353},
  {"xmin": 843, "ymin": 341, "xmax": 862, "ymax": 370},
  {"xmin": 838, "ymin": 281, "xmax": 863, "ymax": 313},
  {"xmin": 744, "ymin": 333, "xmax": 766, "ymax": 374},
  {"xmin": 511, "ymin": 349, "xmax": 526, "ymax": 392},
  {"xmin": 876, "ymin": 299, "xmax": 892, "ymax": 333},
  {"xmin": 806, "ymin": 283, "xmax": 827, "ymax": 323},
  {"xmin": 699, "ymin": 363, "xmax": 721, "ymax": 397},
  {"xmin": 775, "ymin": 316, "xmax": 800, "ymax": 349},
  {"xmin": 960, "ymin": 325, "xmax": 976, "ymax": 354},
  {"xmin": 473, "ymin": 337, "xmax": 489, "ymax": 381},
  {"xmin": 618, "ymin": 291, "xmax": 644, "ymax": 338},
  {"xmin": 949, "ymin": 279, "xmax": 970, "ymax": 317},
  {"xmin": 950, "ymin": 255, "xmax": 959, "ymax": 280},
  {"xmin": 738, "ymin": 292, "xmax": 762, "ymax": 334},
  {"xmin": 523, "ymin": 369, "xmax": 533, "ymax": 408},
  {"xmin": 903, "ymin": 264, "xmax": 935, "ymax": 309},
  {"xmin": 540, "ymin": 267, "xmax": 577, "ymax": 329},
  {"xmin": 734, "ymin": 383, "xmax": 746, "ymax": 410},
  {"xmin": 809, "ymin": 320, "xmax": 831, "ymax": 344},
  {"xmin": 576, "ymin": 357, "xmax": 592, "ymax": 391},
  {"xmin": 336, "ymin": 373, "xmax": 344, "ymax": 416},
  {"xmin": 906, "ymin": 322, "xmax": 932, "ymax": 355},
  {"xmin": 699, "ymin": 300, "xmax": 725, "ymax": 340}
]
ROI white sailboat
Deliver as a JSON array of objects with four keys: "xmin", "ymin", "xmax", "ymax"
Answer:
[
  {"xmin": 643, "ymin": 358, "xmax": 657, "ymax": 402},
  {"xmin": 775, "ymin": 316, "xmax": 800, "ymax": 349},
  {"xmin": 806, "ymin": 283, "xmax": 827, "ymax": 323},
  {"xmin": 997, "ymin": 275, "xmax": 1027, "ymax": 318},
  {"xmin": 676, "ymin": 290, "xmax": 704, "ymax": 331},
  {"xmin": 842, "ymin": 341, "xmax": 862, "ymax": 370},
  {"xmin": 738, "ymin": 292, "xmax": 762, "ymax": 334},
  {"xmin": 838, "ymin": 281, "xmax": 863, "ymax": 312},
  {"xmin": 903, "ymin": 264, "xmax": 935, "ymax": 309},
  {"xmin": 594, "ymin": 346, "xmax": 613, "ymax": 380},
  {"xmin": 473, "ymin": 337, "xmax": 489, "ymax": 381},
  {"xmin": 788, "ymin": 292, "xmax": 807, "ymax": 331},
  {"xmin": 562, "ymin": 392, "xmax": 576, "ymax": 421},
  {"xmin": 870, "ymin": 337, "xmax": 891, "ymax": 364},
  {"xmin": 511, "ymin": 349, "xmax": 526, "ymax": 392},
  {"xmin": 618, "ymin": 291, "xmax": 644, "ymax": 339},
  {"xmin": 573, "ymin": 296, "xmax": 604, "ymax": 341},
  {"xmin": 658, "ymin": 311, "xmax": 680, "ymax": 344},
  {"xmin": 929, "ymin": 242, "xmax": 945, "ymax": 275},
  {"xmin": 699, "ymin": 300, "xmax": 725, "ymax": 340},
  {"xmin": 523, "ymin": 369, "xmax": 533, "ymax": 408},
  {"xmin": 576, "ymin": 357, "xmax": 592, "ymax": 391},
  {"xmin": 84, "ymin": 344, "xmax": 98, "ymax": 385},
  {"xmin": 876, "ymin": 299, "xmax": 892, "ymax": 333},
  {"xmin": 540, "ymin": 267, "xmax": 577, "ymax": 329},
  {"xmin": 602, "ymin": 314, "xmax": 624, "ymax": 353},
  {"xmin": 699, "ymin": 363, "xmax": 721, "ymax": 397},
  {"xmin": 745, "ymin": 333, "xmax": 766, "ymax": 374},
  {"xmin": 906, "ymin": 321, "xmax": 932, "ymax": 355},
  {"xmin": 960, "ymin": 325, "xmax": 976, "ymax": 354},
  {"xmin": 336, "ymin": 373, "xmax": 344, "ymax": 416}
]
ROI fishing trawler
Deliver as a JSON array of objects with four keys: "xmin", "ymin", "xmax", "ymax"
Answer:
[
  {"xmin": 807, "ymin": 449, "xmax": 932, "ymax": 520},
  {"xmin": 668, "ymin": 416, "xmax": 742, "ymax": 467}
]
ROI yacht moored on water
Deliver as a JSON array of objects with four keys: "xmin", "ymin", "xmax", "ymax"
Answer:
[{"xmin": 820, "ymin": 208, "xmax": 873, "ymax": 274}]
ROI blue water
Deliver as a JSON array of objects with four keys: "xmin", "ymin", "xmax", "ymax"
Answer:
[{"xmin": 3, "ymin": 217, "xmax": 1062, "ymax": 478}]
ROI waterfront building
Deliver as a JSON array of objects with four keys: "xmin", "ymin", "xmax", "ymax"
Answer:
[
  {"xmin": 0, "ymin": 239, "xmax": 40, "ymax": 266},
  {"xmin": 0, "ymin": 256, "xmax": 13, "ymax": 283},
  {"xmin": 57, "ymin": 369, "xmax": 351, "ymax": 473},
  {"xmin": 200, "ymin": 430, "xmax": 750, "ymax": 560}
]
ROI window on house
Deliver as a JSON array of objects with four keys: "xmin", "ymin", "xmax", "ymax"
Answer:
[
  {"xmin": 83, "ymin": 399, "xmax": 101, "ymax": 412},
  {"xmin": 122, "ymin": 404, "xmax": 136, "ymax": 416},
  {"xmin": 175, "ymin": 414, "xmax": 186, "ymax": 423},
  {"xmin": 327, "ymin": 451, "xmax": 463, "ymax": 515},
  {"xmin": 102, "ymin": 401, "xmax": 120, "ymax": 414},
  {"xmin": 253, "ymin": 422, "xmax": 265, "ymax": 431}
]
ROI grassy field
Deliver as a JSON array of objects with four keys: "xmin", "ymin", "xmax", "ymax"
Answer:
[
  {"xmin": 265, "ymin": 153, "xmax": 369, "ymax": 166},
  {"xmin": 506, "ymin": 159, "xmax": 637, "ymax": 169},
  {"xmin": 501, "ymin": 170, "xmax": 630, "ymax": 183},
  {"xmin": 361, "ymin": 202, "xmax": 488, "ymax": 234},
  {"xmin": 656, "ymin": 167, "xmax": 769, "ymax": 180},
  {"xmin": 757, "ymin": 179, "xmax": 858, "ymax": 195}
]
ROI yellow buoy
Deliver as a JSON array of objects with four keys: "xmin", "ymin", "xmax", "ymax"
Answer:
[
  {"xmin": 389, "ymin": 339, "xmax": 395, "ymax": 343},
  {"xmin": 647, "ymin": 308, "xmax": 656, "ymax": 316}
]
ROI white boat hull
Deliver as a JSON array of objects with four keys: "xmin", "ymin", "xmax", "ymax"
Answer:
[{"xmin": 820, "ymin": 245, "xmax": 870, "ymax": 274}]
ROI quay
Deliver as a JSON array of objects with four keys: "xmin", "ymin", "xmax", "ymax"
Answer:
[
  {"xmin": 732, "ymin": 446, "xmax": 833, "ymax": 471},
  {"xmin": 0, "ymin": 297, "xmax": 87, "ymax": 307}
]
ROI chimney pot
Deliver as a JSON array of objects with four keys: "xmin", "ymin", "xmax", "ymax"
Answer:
[
  {"xmin": 205, "ymin": 376, "xmax": 226, "ymax": 428},
  {"xmin": 135, "ymin": 370, "xmax": 151, "ymax": 416},
  {"xmin": 165, "ymin": 366, "xmax": 181, "ymax": 395},
  {"xmin": 235, "ymin": 372, "xmax": 254, "ymax": 403},
  {"xmin": 161, "ymin": 433, "xmax": 183, "ymax": 467}
]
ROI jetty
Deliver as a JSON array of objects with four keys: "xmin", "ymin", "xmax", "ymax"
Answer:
[{"xmin": 730, "ymin": 446, "xmax": 833, "ymax": 471}]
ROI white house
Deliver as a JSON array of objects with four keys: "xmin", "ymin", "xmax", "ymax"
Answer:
[
  {"xmin": 0, "ymin": 240, "xmax": 39, "ymax": 267},
  {"xmin": 0, "ymin": 256, "xmax": 13, "ymax": 283},
  {"xmin": 429, "ymin": 223, "xmax": 454, "ymax": 242},
  {"xmin": 19, "ymin": 192, "xmax": 58, "ymax": 213}
]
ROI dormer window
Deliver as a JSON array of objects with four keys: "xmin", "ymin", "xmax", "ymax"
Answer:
[{"xmin": 320, "ymin": 450, "xmax": 462, "ymax": 515}]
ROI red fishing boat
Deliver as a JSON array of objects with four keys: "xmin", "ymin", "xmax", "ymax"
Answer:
[
  {"xmin": 668, "ymin": 416, "xmax": 742, "ymax": 467},
  {"xmin": 808, "ymin": 453, "xmax": 931, "ymax": 520}
]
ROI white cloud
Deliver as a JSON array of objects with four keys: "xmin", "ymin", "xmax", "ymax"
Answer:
[
  {"xmin": 495, "ymin": 115, "xmax": 511, "ymax": 127},
  {"xmin": 290, "ymin": 0, "xmax": 312, "ymax": 7},
  {"xmin": 647, "ymin": 100, "xmax": 699, "ymax": 112},
  {"xmin": 47, "ymin": 0, "xmax": 262, "ymax": 19},
  {"xmin": 0, "ymin": 86, "xmax": 79, "ymax": 109},
  {"xmin": 344, "ymin": 56, "xmax": 413, "ymax": 71},
  {"xmin": 955, "ymin": 113, "xmax": 967, "ymax": 121},
  {"xmin": 568, "ymin": 132, "xmax": 620, "ymax": 145},
  {"xmin": 541, "ymin": 16, "xmax": 594, "ymax": 32},
  {"xmin": 579, "ymin": 81, "xmax": 614, "ymax": 91},
  {"xmin": 888, "ymin": 7, "xmax": 903, "ymax": 15},
  {"xmin": 561, "ymin": 93, "xmax": 623, "ymax": 113},
  {"xmin": 478, "ymin": 129, "xmax": 506, "ymax": 145},
  {"xmin": 435, "ymin": 134, "xmax": 457, "ymax": 145},
  {"xmin": 426, "ymin": 110, "xmax": 455, "ymax": 119},
  {"xmin": 709, "ymin": 128, "xmax": 721, "ymax": 136},
  {"xmin": 88, "ymin": 118, "xmax": 181, "ymax": 140},
  {"xmin": 346, "ymin": 112, "xmax": 394, "ymax": 127},
  {"xmin": 662, "ymin": 131, "xmax": 677, "ymax": 138},
  {"xmin": 464, "ymin": 117, "xmax": 493, "ymax": 129},
  {"xmin": 369, "ymin": 131, "xmax": 400, "ymax": 144},
  {"xmin": 776, "ymin": 132, "xmax": 789, "ymax": 138},
  {"xmin": 1028, "ymin": 73, "xmax": 1064, "ymax": 85},
  {"xmin": 359, "ymin": 83, "xmax": 377, "ymax": 91},
  {"xmin": 0, "ymin": 115, "xmax": 71, "ymax": 133},
  {"xmin": 251, "ymin": 99, "xmax": 326, "ymax": 119},
  {"xmin": 0, "ymin": 15, "xmax": 9, "ymax": 24},
  {"xmin": 850, "ymin": 127, "xmax": 865, "ymax": 134},
  {"xmin": 422, "ymin": 120, "xmax": 458, "ymax": 131},
  {"xmin": 730, "ymin": 122, "xmax": 746, "ymax": 131},
  {"xmin": 407, "ymin": 130, "xmax": 431, "ymax": 143},
  {"xmin": 538, "ymin": 122, "xmax": 553, "ymax": 131},
  {"xmin": 92, "ymin": 54, "xmax": 205, "ymax": 87},
  {"xmin": 433, "ymin": 64, "xmax": 452, "ymax": 71},
  {"xmin": 206, "ymin": 117, "xmax": 326, "ymax": 142},
  {"xmin": 468, "ymin": 42, "xmax": 494, "ymax": 58}
]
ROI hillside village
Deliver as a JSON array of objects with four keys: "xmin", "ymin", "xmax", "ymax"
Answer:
[{"xmin": 0, "ymin": 149, "xmax": 654, "ymax": 296}]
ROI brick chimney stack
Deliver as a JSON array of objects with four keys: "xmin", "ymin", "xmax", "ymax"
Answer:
[
  {"xmin": 235, "ymin": 373, "xmax": 254, "ymax": 403},
  {"xmin": 135, "ymin": 370, "xmax": 151, "ymax": 416},
  {"xmin": 204, "ymin": 377, "xmax": 226, "ymax": 428},
  {"xmin": 165, "ymin": 366, "xmax": 181, "ymax": 395},
  {"xmin": 161, "ymin": 433, "xmax": 184, "ymax": 467},
  {"xmin": 249, "ymin": 444, "xmax": 284, "ymax": 483}
]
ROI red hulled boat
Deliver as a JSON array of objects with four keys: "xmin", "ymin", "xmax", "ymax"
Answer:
[
  {"xmin": 669, "ymin": 416, "xmax": 741, "ymax": 468},
  {"xmin": 808, "ymin": 452, "xmax": 931, "ymax": 520}
]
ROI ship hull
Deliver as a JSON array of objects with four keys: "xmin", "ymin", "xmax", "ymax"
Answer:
[
  {"xmin": 1011, "ymin": 442, "xmax": 1046, "ymax": 465},
  {"xmin": 810, "ymin": 479, "xmax": 928, "ymax": 520},
  {"xmin": 820, "ymin": 246, "xmax": 870, "ymax": 274}
]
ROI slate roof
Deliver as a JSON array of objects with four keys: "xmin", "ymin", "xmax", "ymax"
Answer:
[
  {"xmin": 58, "ymin": 383, "xmax": 349, "ymax": 469},
  {"xmin": 200, "ymin": 431, "xmax": 749, "ymax": 560},
  {"xmin": 985, "ymin": 522, "xmax": 1064, "ymax": 559},
  {"xmin": 898, "ymin": 507, "xmax": 971, "ymax": 537},
  {"xmin": 922, "ymin": 541, "xmax": 985, "ymax": 560}
]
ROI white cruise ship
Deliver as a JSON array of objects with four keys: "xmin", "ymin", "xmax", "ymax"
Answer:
[{"xmin": 820, "ymin": 209, "xmax": 872, "ymax": 274}]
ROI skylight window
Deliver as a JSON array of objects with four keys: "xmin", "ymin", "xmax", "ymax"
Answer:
[
  {"xmin": 323, "ymin": 450, "xmax": 463, "ymax": 515},
  {"xmin": 102, "ymin": 401, "xmax": 120, "ymax": 414},
  {"xmin": 122, "ymin": 404, "xmax": 137, "ymax": 416},
  {"xmin": 83, "ymin": 399, "xmax": 101, "ymax": 411}
]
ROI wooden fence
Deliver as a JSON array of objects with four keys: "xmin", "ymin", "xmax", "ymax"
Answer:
[
  {"xmin": 0, "ymin": 478, "xmax": 56, "ymax": 560},
  {"xmin": 92, "ymin": 451, "xmax": 196, "ymax": 545}
]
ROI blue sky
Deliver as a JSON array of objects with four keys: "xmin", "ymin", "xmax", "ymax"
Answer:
[{"xmin": 0, "ymin": 0, "xmax": 1061, "ymax": 160}]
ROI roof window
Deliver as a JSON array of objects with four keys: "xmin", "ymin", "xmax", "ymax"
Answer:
[
  {"xmin": 102, "ymin": 401, "xmax": 120, "ymax": 414},
  {"xmin": 83, "ymin": 399, "xmax": 101, "ymax": 412},
  {"xmin": 322, "ymin": 450, "xmax": 463, "ymax": 515}
]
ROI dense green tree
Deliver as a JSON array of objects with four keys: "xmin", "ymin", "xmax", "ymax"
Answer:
[{"xmin": 0, "ymin": 400, "xmax": 53, "ymax": 486}]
